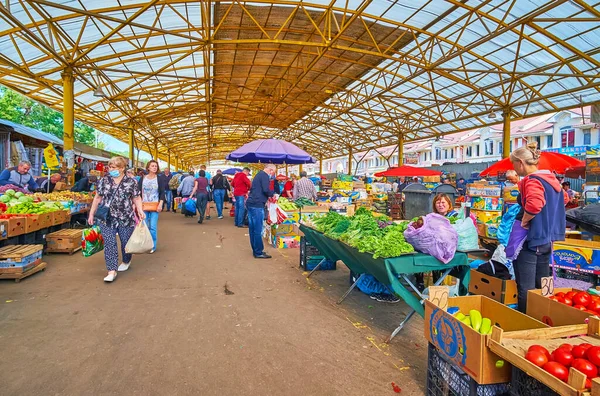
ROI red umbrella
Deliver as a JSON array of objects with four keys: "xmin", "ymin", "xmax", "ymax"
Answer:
[
  {"xmin": 480, "ymin": 152, "xmax": 584, "ymax": 177},
  {"xmin": 564, "ymin": 165, "xmax": 586, "ymax": 179},
  {"xmin": 276, "ymin": 174, "xmax": 289, "ymax": 181},
  {"xmin": 374, "ymin": 165, "xmax": 442, "ymax": 177}
]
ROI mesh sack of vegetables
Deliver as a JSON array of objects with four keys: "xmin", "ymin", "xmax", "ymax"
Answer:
[
  {"xmin": 403, "ymin": 213, "xmax": 458, "ymax": 264},
  {"xmin": 82, "ymin": 226, "xmax": 104, "ymax": 257},
  {"xmin": 451, "ymin": 218, "xmax": 479, "ymax": 251}
]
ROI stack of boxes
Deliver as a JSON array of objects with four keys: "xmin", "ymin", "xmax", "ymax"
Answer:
[
  {"xmin": 387, "ymin": 192, "xmax": 402, "ymax": 220},
  {"xmin": 267, "ymin": 206, "xmax": 329, "ymax": 249},
  {"xmin": 467, "ymin": 183, "xmax": 503, "ymax": 240}
]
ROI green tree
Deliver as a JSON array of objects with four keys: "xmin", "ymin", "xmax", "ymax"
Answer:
[{"xmin": 0, "ymin": 86, "xmax": 104, "ymax": 148}]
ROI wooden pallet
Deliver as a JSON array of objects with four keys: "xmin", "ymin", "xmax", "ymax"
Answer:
[
  {"xmin": 0, "ymin": 261, "xmax": 46, "ymax": 282},
  {"xmin": 0, "ymin": 245, "xmax": 43, "ymax": 262},
  {"xmin": 489, "ymin": 318, "xmax": 600, "ymax": 396},
  {"xmin": 46, "ymin": 246, "xmax": 82, "ymax": 255}
]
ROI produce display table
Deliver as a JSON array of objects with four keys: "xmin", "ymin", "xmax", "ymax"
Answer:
[{"xmin": 299, "ymin": 224, "xmax": 470, "ymax": 341}]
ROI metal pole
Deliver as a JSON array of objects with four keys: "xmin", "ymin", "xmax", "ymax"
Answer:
[
  {"xmin": 128, "ymin": 125, "xmax": 135, "ymax": 168},
  {"xmin": 348, "ymin": 147, "xmax": 353, "ymax": 175},
  {"xmin": 398, "ymin": 134, "xmax": 404, "ymax": 165},
  {"xmin": 503, "ymin": 109, "xmax": 511, "ymax": 158},
  {"xmin": 319, "ymin": 155, "xmax": 323, "ymax": 175},
  {"xmin": 62, "ymin": 67, "xmax": 75, "ymax": 185}
]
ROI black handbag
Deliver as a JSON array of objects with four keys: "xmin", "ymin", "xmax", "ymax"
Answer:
[{"xmin": 94, "ymin": 179, "xmax": 124, "ymax": 223}]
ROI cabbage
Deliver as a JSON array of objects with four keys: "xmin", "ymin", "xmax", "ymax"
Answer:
[
  {"xmin": 0, "ymin": 195, "xmax": 10, "ymax": 203},
  {"xmin": 18, "ymin": 196, "xmax": 30, "ymax": 203},
  {"xmin": 14, "ymin": 192, "xmax": 23, "ymax": 198},
  {"xmin": 5, "ymin": 189, "xmax": 15, "ymax": 196}
]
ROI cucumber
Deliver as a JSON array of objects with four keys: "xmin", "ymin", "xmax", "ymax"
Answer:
[
  {"xmin": 469, "ymin": 309, "xmax": 483, "ymax": 332},
  {"xmin": 480, "ymin": 318, "xmax": 492, "ymax": 335}
]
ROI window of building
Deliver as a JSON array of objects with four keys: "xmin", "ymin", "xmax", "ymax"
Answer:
[
  {"xmin": 466, "ymin": 146, "xmax": 472, "ymax": 157},
  {"xmin": 484, "ymin": 139, "xmax": 494, "ymax": 156},
  {"xmin": 561, "ymin": 127, "xmax": 575, "ymax": 147},
  {"xmin": 476, "ymin": 145, "xmax": 480, "ymax": 157},
  {"xmin": 450, "ymin": 148, "xmax": 454, "ymax": 159},
  {"xmin": 498, "ymin": 142, "xmax": 503, "ymax": 155},
  {"xmin": 584, "ymin": 131, "xmax": 591, "ymax": 145},
  {"xmin": 533, "ymin": 136, "xmax": 541, "ymax": 149},
  {"xmin": 547, "ymin": 135, "xmax": 553, "ymax": 148}
]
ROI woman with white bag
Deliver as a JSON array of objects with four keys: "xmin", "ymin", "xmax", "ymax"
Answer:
[
  {"xmin": 88, "ymin": 156, "xmax": 145, "ymax": 282},
  {"xmin": 138, "ymin": 160, "xmax": 165, "ymax": 253}
]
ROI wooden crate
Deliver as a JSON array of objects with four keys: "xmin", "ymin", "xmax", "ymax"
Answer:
[
  {"xmin": 46, "ymin": 229, "xmax": 82, "ymax": 254},
  {"xmin": 489, "ymin": 318, "xmax": 600, "ymax": 396},
  {"xmin": 4, "ymin": 216, "xmax": 26, "ymax": 237},
  {"xmin": 0, "ymin": 244, "xmax": 44, "ymax": 265},
  {"xmin": 0, "ymin": 261, "xmax": 46, "ymax": 282}
]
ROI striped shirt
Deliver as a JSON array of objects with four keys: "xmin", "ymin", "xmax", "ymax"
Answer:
[{"xmin": 293, "ymin": 177, "xmax": 316, "ymax": 201}]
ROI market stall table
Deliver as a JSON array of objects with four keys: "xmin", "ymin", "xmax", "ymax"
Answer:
[{"xmin": 299, "ymin": 224, "xmax": 470, "ymax": 342}]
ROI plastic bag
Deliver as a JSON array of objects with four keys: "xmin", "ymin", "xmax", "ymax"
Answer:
[
  {"xmin": 404, "ymin": 213, "xmax": 458, "ymax": 264},
  {"xmin": 505, "ymin": 220, "xmax": 528, "ymax": 259},
  {"xmin": 184, "ymin": 198, "xmax": 197, "ymax": 214},
  {"xmin": 497, "ymin": 204, "xmax": 521, "ymax": 246},
  {"xmin": 125, "ymin": 221, "xmax": 154, "ymax": 254},
  {"xmin": 451, "ymin": 218, "xmax": 479, "ymax": 251},
  {"xmin": 82, "ymin": 226, "xmax": 104, "ymax": 257}
]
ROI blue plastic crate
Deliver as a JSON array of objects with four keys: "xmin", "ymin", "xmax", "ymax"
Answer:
[
  {"xmin": 427, "ymin": 343, "xmax": 510, "ymax": 396},
  {"xmin": 302, "ymin": 256, "xmax": 336, "ymax": 271}
]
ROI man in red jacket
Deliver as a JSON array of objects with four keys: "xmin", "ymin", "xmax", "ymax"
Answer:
[{"xmin": 231, "ymin": 167, "xmax": 252, "ymax": 227}]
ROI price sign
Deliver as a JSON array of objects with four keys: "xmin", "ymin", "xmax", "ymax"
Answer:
[{"xmin": 541, "ymin": 277, "xmax": 554, "ymax": 297}]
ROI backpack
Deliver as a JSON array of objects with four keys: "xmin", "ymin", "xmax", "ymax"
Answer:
[{"xmin": 168, "ymin": 174, "xmax": 182, "ymax": 190}]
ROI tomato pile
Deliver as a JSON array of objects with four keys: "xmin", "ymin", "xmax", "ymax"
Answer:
[
  {"xmin": 548, "ymin": 291, "xmax": 600, "ymax": 315},
  {"xmin": 525, "ymin": 343, "xmax": 600, "ymax": 388}
]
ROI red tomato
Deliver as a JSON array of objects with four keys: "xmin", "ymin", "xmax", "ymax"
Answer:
[
  {"xmin": 543, "ymin": 361, "xmax": 569, "ymax": 382},
  {"xmin": 563, "ymin": 297, "xmax": 573, "ymax": 306},
  {"xmin": 586, "ymin": 346, "xmax": 600, "ymax": 366},
  {"xmin": 572, "ymin": 345, "xmax": 589, "ymax": 359},
  {"xmin": 557, "ymin": 296, "xmax": 566, "ymax": 303},
  {"xmin": 551, "ymin": 349, "xmax": 574, "ymax": 367},
  {"xmin": 528, "ymin": 345, "xmax": 551, "ymax": 361},
  {"xmin": 573, "ymin": 292, "xmax": 592, "ymax": 307},
  {"xmin": 587, "ymin": 300, "xmax": 600, "ymax": 312},
  {"xmin": 579, "ymin": 343, "xmax": 593, "ymax": 350},
  {"xmin": 572, "ymin": 359, "xmax": 598, "ymax": 379},
  {"xmin": 557, "ymin": 343, "xmax": 574, "ymax": 352},
  {"xmin": 549, "ymin": 296, "xmax": 559, "ymax": 302},
  {"xmin": 573, "ymin": 305, "xmax": 588, "ymax": 311},
  {"xmin": 555, "ymin": 292, "xmax": 566, "ymax": 298},
  {"xmin": 586, "ymin": 378, "xmax": 592, "ymax": 389},
  {"xmin": 566, "ymin": 291, "xmax": 578, "ymax": 299},
  {"xmin": 526, "ymin": 351, "xmax": 549, "ymax": 367}
]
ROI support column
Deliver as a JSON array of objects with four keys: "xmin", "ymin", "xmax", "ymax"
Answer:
[
  {"xmin": 398, "ymin": 134, "xmax": 404, "ymax": 165},
  {"xmin": 503, "ymin": 109, "xmax": 511, "ymax": 158},
  {"xmin": 348, "ymin": 147, "xmax": 353, "ymax": 175},
  {"xmin": 319, "ymin": 155, "xmax": 323, "ymax": 176},
  {"xmin": 285, "ymin": 164, "xmax": 288, "ymax": 176},
  {"xmin": 62, "ymin": 68, "xmax": 75, "ymax": 184},
  {"xmin": 299, "ymin": 164, "xmax": 303, "ymax": 174},
  {"xmin": 128, "ymin": 125, "xmax": 135, "ymax": 168},
  {"xmin": 154, "ymin": 140, "xmax": 159, "ymax": 160},
  {"xmin": 167, "ymin": 150, "xmax": 171, "ymax": 170}
]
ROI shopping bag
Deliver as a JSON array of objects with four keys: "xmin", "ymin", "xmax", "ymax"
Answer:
[
  {"xmin": 184, "ymin": 198, "xmax": 197, "ymax": 214},
  {"xmin": 404, "ymin": 213, "xmax": 458, "ymax": 264},
  {"xmin": 82, "ymin": 226, "xmax": 104, "ymax": 257},
  {"xmin": 451, "ymin": 218, "xmax": 479, "ymax": 251},
  {"xmin": 125, "ymin": 221, "xmax": 154, "ymax": 254}
]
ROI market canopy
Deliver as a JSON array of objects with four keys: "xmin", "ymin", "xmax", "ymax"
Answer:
[
  {"xmin": 374, "ymin": 166, "xmax": 442, "ymax": 177},
  {"xmin": 479, "ymin": 152, "xmax": 585, "ymax": 177},
  {"xmin": 0, "ymin": 1, "xmax": 599, "ymax": 165}
]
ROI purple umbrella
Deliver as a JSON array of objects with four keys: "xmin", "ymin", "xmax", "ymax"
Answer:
[{"xmin": 226, "ymin": 139, "xmax": 316, "ymax": 164}]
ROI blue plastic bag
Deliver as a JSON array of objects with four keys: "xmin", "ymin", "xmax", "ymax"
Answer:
[
  {"xmin": 184, "ymin": 198, "xmax": 197, "ymax": 214},
  {"xmin": 497, "ymin": 204, "xmax": 521, "ymax": 246}
]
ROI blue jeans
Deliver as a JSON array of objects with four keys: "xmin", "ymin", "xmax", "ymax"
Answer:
[
  {"xmin": 164, "ymin": 190, "xmax": 173, "ymax": 211},
  {"xmin": 213, "ymin": 189, "xmax": 226, "ymax": 217},
  {"xmin": 144, "ymin": 211, "xmax": 159, "ymax": 250},
  {"xmin": 196, "ymin": 192, "xmax": 208, "ymax": 221},
  {"xmin": 513, "ymin": 242, "xmax": 551, "ymax": 313},
  {"xmin": 247, "ymin": 206, "xmax": 265, "ymax": 256},
  {"xmin": 234, "ymin": 196, "xmax": 246, "ymax": 226}
]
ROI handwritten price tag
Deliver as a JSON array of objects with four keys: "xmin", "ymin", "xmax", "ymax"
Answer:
[
  {"xmin": 429, "ymin": 286, "xmax": 449, "ymax": 311},
  {"xmin": 541, "ymin": 277, "xmax": 554, "ymax": 297}
]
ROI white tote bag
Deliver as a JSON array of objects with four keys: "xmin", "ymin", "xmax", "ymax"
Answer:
[{"xmin": 125, "ymin": 221, "xmax": 154, "ymax": 254}]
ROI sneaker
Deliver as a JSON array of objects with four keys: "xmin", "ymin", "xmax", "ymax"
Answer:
[
  {"xmin": 150, "ymin": 249, "xmax": 155, "ymax": 254},
  {"xmin": 104, "ymin": 272, "xmax": 117, "ymax": 282},
  {"xmin": 218, "ymin": 216, "xmax": 224, "ymax": 219},
  {"xmin": 117, "ymin": 262, "xmax": 130, "ymax": 272},
  {"xmin": 374, "ymin": 293, "xmax": 400, "ymax": 303},
  {"xmin": 206, "ymin": 216, "xmax": 211, "ymax": 220},
  {"xmin": 198, "ymin": 218, "xmax": 203, "ymax": 224}
]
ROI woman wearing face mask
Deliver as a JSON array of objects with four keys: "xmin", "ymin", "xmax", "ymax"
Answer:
[
  {"xmin": 88, "ymin": 156, "xmax": 145, "ymax": 282},
  {"xmin": 510, "ymin": 142, "xmax": 568, "ymax": 312},
  {"xmin": 138, "ymin": 160, "xmax": 165, "ymax": 253}
]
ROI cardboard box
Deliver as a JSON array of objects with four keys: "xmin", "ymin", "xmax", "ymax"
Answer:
[
  {"xmin": 283, "ymin": 211, "xmax": 300, "ymax": 223},
  {"xmin": 353, "ymin": 181, "xmax": 365, "ymax": 189},
  {"xmin": 271, "ymin": 224, "xmax": 298, "ymax": 237},
  {"xmin": 503, "ymin": 186, "xmax": 519, "ymax": 202},
  {"xmin": 467, "ymin": 183, "xmax": 502, "ymax": 197},
  {"xmin": 299, "ymin": 206, "xmax": 329, "ymax": 213},
  {"xmin": 5, "ymin": 216, "xmax": 26, "ymax": 237},
  {"xmin": 526, "ymin": 288, "xmax": 592, "ymax": 327},
  {"xmin": 468, "ymin": 269, "xmax": 517, "ymax": 305},
  {"xmin": 425, "ymin": 295, "xmax": 547, "ymax": 385},
  {"xmin": 272, "ymin": 235, "xmax": 300, "ymax": 249},
  {"xmin": 0, "ymin": 220, "xmax": 7, "ymax": 240},
  {"xmin": 552, "ymin": 239, "xmax": 600, "ymax": 274},
  {"xmin": 476, "ymin": 223, "xmax": 498, "ymax": 239},
  {"xmin": 471, "ymin": 209, "xmax": 502, "ymax": 225},
  {"xmin": 467, "ymin": 196, "xmax": 503, "ymax": 211},
  {"xmin": 291, "ymin": 224, "xmax": 305, "ymax": 237},
  {"xmin": 46, "ymin": 229, "xmax": 82, "ymax": 252},
  {"xmin": 51, "ymin": 210, "xmax": 69, "ymax": 226}
]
